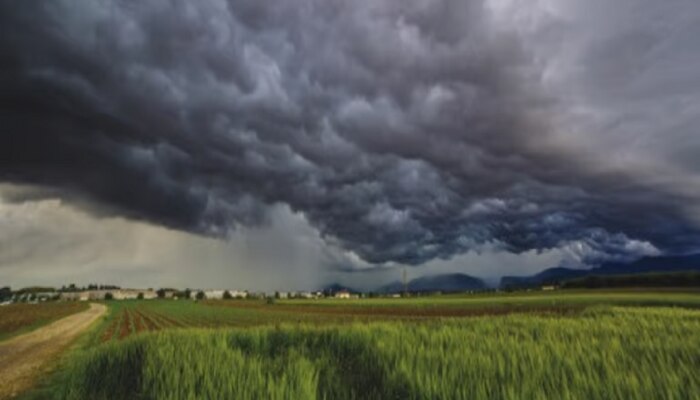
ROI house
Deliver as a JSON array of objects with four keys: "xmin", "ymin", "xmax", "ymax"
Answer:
[
  {"xmin": 158, "ymin": 289, "xmax": 178, "ymax": 299},
  {"xmin": 60, "ymin": 292, "xmax": 89, "ymax": 301},
  {"xmin": 35, "ymin": 292, "xmax": 59, "ymax": 301},
  {"xmin": 335, "ymin": 290, "xmax": 351, "ymax": 299},
  {"xmin": 87, "ymin": 290, "xmax": 109, "ymax": 300},
  {"xmin": 204, "ymin": 290, "xmax": 225, "ymax": 300},
  {"xmin": 541, "ymin": 285, "xmax": 557, "ymax": 291},
  {"xmin": 60, "ymin": 289, "xmax": 157, "ymax": 301},
  {"xmin": 91, "ymin": 289, "xmax": 150, "ymax": 300},
  {"xmin": 229, "ymin": 290, "xmax": 248, "ymax": 299},
  {"xmin": 139, "ymin": 290, "xmax": 158, "ymax": 300}
]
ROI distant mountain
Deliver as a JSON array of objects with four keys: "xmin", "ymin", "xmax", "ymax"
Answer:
[
  {"xmin": 562, "ymin": 271, "xmax": 700, "ymax": 289},
  {"xmin": 500, "ymin": 254, "xmax": 700, "ymax": 288},
  {"xmin": 378, "ymin": 273, "xmax": 486, "ymax": 293}
]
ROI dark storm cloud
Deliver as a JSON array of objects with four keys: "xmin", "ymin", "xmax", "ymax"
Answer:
[{"xmin": 1, "ymin": 0, "xmax": 699, "ymax": 267}]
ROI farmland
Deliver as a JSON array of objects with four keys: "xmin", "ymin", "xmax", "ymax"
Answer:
[
  {"xmin": 83, "ymin": 289, "xmax": 700, "ymax": 344},
  {"xmin": 0, "ymin": 302, "xmax": 88, "ymax": 341},
  {"xmin": 17, "ymin": 290, "xmax": 700, "ymax": 399},
  {"xmin": 87, "ymin": 300, "xmax": 376, "ymax": 344}
]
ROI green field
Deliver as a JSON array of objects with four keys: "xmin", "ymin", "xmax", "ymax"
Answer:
[
  {"xmin": 277, "ymin": 289, "xmax": 700, "ymax": 308},
  {"xmin": 22, "ymin": 290, "xmax": 700, "ymax": 399}
]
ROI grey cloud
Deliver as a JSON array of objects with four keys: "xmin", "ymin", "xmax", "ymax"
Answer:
[
  {"xmin": 0, "ymin": 195, "xmax": 332, "ymax": 291},
  {"xmin": 1, "ymin": 0, "xmax": 700, "ymax": 270}
]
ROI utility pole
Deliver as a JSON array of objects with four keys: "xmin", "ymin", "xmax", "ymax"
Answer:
[{"xmin": 402, "ymin": 268, "xmax": 408, "ymax": 297}]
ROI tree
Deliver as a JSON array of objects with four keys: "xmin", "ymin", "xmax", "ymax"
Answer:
[
  {"xmin": 184, "ymin": 289, "xmax": 192, "ymax": 299},
  {"xmin": 0, "ymin": 287, "xmax": 11, "ymax": 301},
  {"xmin": 156, "ymin": 289, "xmax": 166, "ymax": 299},
  {"xmin": 104, "ymin": 292, "xmax": 114, "ymax": 301},
  {"xmin": 223, "ymin": 290, "xmax": 233, "ymax": 300},
  {"xmin": 196, "ymin": 291, "xmax": 206, "ymax": 300},
  {"xmin": 137, "ymin": 292, "xmax": 144, "ymax": 300}
]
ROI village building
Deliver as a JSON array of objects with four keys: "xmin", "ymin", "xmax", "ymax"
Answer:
[
  {"xmin": 204, "ymin": 290, "xmax": 225, "ymax": 300},
  {"xmin": 60, "ymin": 292, "xmax": 90, "ymax": 301},
  {"xmin": 228, "ymin": 290, "xmax": 248, "ymax": 299},
  {"xmin": 60, "ymin": 289, "xmax": 157, "ymax": 301},
  {"xmin": 159, "ymin": 289, "xmax": 178, "ymax": 299}
]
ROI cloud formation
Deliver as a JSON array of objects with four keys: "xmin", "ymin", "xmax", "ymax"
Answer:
[
  {"xmin": 0, "ymin": 192, "xmax": 338, "ymax": 290},
  {"xmin": 1, "ymin": 0, "xmax": 699, "ymax": 270}
]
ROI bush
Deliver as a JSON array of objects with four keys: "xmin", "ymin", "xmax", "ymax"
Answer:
[
  {"xmin": 104, "ymin": 292, "xmax": 114, "ymax": 301},
  {"xmin": 196, "ymin": 291, "xmax": 206, "ymax": 300},
  {"xmin": 266, "ymin": 297, "xmax": 276, "ymax": 305},
  {"xmin": 137, "ymin": 292, "xmax": 144, "ymax": 300},
  {"xmin": 223, "ymin": 290, "xmax": 233, "ymax": 300}
]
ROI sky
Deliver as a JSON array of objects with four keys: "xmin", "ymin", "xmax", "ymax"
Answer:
[{"xmin": 1, "ymin": 0, "xmax": 700, "ymax": 291}]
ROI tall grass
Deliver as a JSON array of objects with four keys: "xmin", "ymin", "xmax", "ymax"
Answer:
[{"xmin": 56, "ymin": 307, "xmax": 700, "ymax": 399}]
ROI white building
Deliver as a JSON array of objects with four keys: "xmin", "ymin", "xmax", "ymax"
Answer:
[
  {"xmin": 159, "ymin": 289, "xmax": 178, "ymax": 299},
  {"xmin": 229, "ymin": 290, "xmax": 248, "ymax": 299},
  {"xmin": 61, "ymin": 289, "xmax": 157, "ymax": 301},
  {"xmin": 204, "ymin": 290, "xmax": 225, "ymax": 300},
  {"xmin": 60, "ymin": 292, "xmax": 90, "ymax": 301}
]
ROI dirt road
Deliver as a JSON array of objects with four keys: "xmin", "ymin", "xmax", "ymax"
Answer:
[{"xmin": 0, "ymin": 303, "xmax": 107, "ymax": 399}]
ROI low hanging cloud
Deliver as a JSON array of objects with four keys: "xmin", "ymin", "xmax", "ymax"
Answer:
[{"xmin": 1, "ymin": 0, "xmax": 700, "ymax": 269}]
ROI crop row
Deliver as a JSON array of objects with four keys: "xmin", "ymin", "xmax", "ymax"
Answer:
[
  {"xmin": 97, "ymin": 289, "xmax": 700, "ymax": 342},
  {"xmin": 100, "ymin": 304, "xmax": 182, "ymax": 341},
  {"xmin": 97, "ymin": 299, "xmax": 406, "ymax": 342},
  {"xmin": 98, "ymin": 301, "xmax": 278, "ymax": 341}
]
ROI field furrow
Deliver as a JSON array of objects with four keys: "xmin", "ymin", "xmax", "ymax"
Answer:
[
  {"xmin": 118, "ymin": 309, "xmax": 132, "ymax": 340},
  {"xmin": 134, "ymin": 310, "xmax": 160, "ymax": 331}
]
